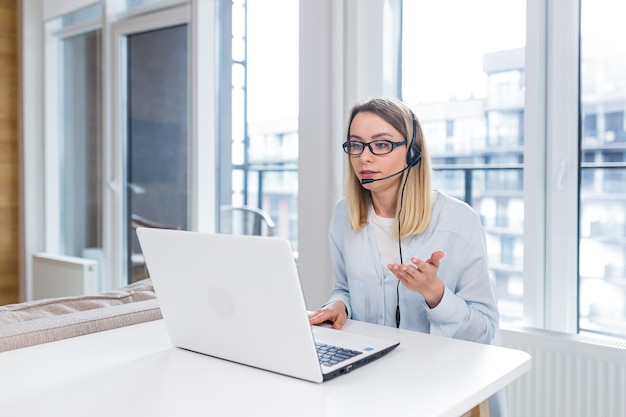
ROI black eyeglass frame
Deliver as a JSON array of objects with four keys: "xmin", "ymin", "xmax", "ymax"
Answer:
[{"xmin": 342, "ymin": 140, "xmax": 407, "ymax": 156}]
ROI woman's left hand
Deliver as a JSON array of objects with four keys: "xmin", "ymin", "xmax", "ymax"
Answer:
[{"xmin": 388, "ymin": 251, "xmax": 446, "ymax": 309}]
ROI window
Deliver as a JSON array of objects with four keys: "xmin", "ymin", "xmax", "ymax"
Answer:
[
  {"xmin": 221, "ymin": 0, "xmax": 299, "ymax": 250},
  {"xmin": 402, "ymin": 0, "xmax": 526, "ymax": 324},
  {"xmin": 29, "ymin": 0, "xmax": 298, "ymax": 297},
  {"xmin": 126, "ymin": 24, "xmax": 190, "ymax": 282},
  {"xmin": 26, "ymin": 1, "xmax": 198, "ymax": 295},
  {"xmin": 60, "ymin": 29, "xmax": 103, "ymax": 259},
  {"xmin": 579, "ymin": 0, "xmax": 626, "ymax": 337},
  {"xmin": 23, "ymin": 1, "xmax": 626, "ymax": 340},
  {"xmin": 402, "ymin": 0, "xmax": 626, "ymax": 339},
  {"xmin": 44, "ymin": 5, "xmax": 104, "ymax": 273}
]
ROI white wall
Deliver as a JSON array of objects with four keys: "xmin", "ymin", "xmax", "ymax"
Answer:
[{"xmin": 298, "ymin": 0, "xmax": 343, "ymax": 308}]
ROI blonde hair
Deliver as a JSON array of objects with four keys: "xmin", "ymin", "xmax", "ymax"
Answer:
[{"xmin": 344, "ymin": 97, "xmax": 433, "ymax": 237}]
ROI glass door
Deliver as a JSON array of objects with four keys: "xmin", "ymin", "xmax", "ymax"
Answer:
[{"xmin": 125, "ymin": 24, "xmax": 190, "ymax": 282}]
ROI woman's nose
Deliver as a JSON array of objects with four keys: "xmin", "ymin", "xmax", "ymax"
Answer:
[{"xmin": 359, "ymin": 145, "xmax": 375, "ymax": 161}]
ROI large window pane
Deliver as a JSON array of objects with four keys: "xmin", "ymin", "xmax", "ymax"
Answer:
[
  {"xmin": 402, "ymin": 0, "xmax": 526, "ymax": 323},
  {"xmin": 127, "ymin": 25, "xmax": 189, "ymax": 282},
  {"xmin": 579, "ymin": 0, "xmax": 626, "ymax": 337},
  {"xmin": 61, "ymin": 30, "xmax": 103, "ymax": 261},
  {"xmin": 222, "ymin": 0, "xmax": 299, "ymax": 251}
]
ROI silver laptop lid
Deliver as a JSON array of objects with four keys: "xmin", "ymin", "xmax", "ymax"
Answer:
[{"xmin": 137, "ymin": 228, "xmax": 325, "ymax": 382}]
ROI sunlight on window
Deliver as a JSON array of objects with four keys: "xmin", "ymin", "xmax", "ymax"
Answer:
[
  {"xmin": 402, "ymin": 0, "xmax": 526, "ymax": 324},
  {"xmin": 247, "ymin": 0, "xmax": 299, "ymax": 124},
  {"xmin": 225, "ymin": 0, "xmax": 299, "ymax": 251},
  {"xmin": 402, "ymin": 0, "xmax": 525, "ymax": 104}
]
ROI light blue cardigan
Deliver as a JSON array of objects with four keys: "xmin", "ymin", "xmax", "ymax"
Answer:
[{"xmin": 326, "ymin": 191, "xmax": 499, "ymax": 343}]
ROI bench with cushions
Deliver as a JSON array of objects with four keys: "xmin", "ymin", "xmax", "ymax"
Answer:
[{"xmin": 0, "ymin": 279, "xmax": 162, "ymax": 352}]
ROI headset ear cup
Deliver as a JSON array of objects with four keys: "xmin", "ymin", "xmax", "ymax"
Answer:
[
  {"xmin": 406, "ymin": 111, "xmax": 422, "ymax": 167},
  {"xmin": 406, "ymin": 141, "xmax": 422, "ymax": 167}
]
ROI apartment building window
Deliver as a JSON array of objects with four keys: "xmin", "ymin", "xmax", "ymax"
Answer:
[
  {"xmin": 445, "ymin": 120, "xmax": 454, "ymax": 138},
  {"xmin": 402, "ymin": 0, "xmax": 526, "ymax": 324},
  {"xmin": 583, "ymin": 114, "xmax": 597, "ymax": 138}
]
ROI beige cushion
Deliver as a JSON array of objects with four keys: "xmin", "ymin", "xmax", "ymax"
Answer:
[{"xmin": 0, "ymin": 279, "xmax": 162, "ymax": 352}]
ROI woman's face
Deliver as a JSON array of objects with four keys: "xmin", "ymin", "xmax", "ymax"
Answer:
[{"xmin": 348, "ymin": 111, "xmax": 407, "ymax": 191}]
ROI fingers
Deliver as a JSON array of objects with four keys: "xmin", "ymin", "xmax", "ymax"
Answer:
[
  {"xmin": 387, "ymin": 264, "xmax": 417, "ymax": 290},
  {"xmin": 386, "ymin": 251, "xmax": 446, "ymax": 309},
  {"xmin": 388, "ymin": 250, "xmax": 446, "ymax": 294},
  {"xmin": 387, "ymin": 263, "xmax": 415, "ymax": 280},
  {"xmin": 411, "ymin": 250, "xmax": 446, "ymax": 271},
  {"xmin": 388, "ymin": 250, "xmax": 445, "ymax": 274},
  {"xmin": 308, "ymin": 306, "xmax": 346, "ymax": 330},
  {"xmin": 332, "ymin": 314, "xmax": 346, "ymax": 330},
  {"xmin": 425, "ymin": 250, "xmax": 446, "ymax": 267},
  {"xmin": 308, "ymin": 309, "xmax": 328, "ymax": 324}
]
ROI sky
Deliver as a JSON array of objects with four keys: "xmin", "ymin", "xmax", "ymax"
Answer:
[
  {"xmin": 246, "ymin": 0, "xmax": 299, "ymax": 125},
  {"xmin": 245, "ymin": 0, "xmax": 527, "ymax": 123},
  {"xmin": 402, "ymin": 0, "xmax": 526, "ymax": 104}
]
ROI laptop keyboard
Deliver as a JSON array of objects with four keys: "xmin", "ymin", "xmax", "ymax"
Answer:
[{"xmin": 316, "ymin": 342, "xmax": 362, "ymax": 367}]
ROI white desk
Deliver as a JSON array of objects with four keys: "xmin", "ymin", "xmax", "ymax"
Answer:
[{"xmin": 0, "ymin": 319, "xmax": 530, "ymax": 417}]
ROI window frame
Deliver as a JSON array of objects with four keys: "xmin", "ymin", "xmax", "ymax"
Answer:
[{"xmin": 542, "ymin": 0, "xmax": 581, "ymax": 333}]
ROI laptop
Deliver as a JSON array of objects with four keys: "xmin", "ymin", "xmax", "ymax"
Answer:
[{"xmin": 136, "ymin": 228, "xmax": 400, "ymax": 383}]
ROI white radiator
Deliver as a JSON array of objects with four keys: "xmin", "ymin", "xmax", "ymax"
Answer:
[
  {"xmin": 501, "ymin": 327, "xmax": 626, "ymax": 417},
  {"xmin": 32, "ymin": 253, "xmax": 99, "ymax": 300}
]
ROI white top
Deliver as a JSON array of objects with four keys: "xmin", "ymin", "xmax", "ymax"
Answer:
[
  {"xmin": 327, "ymin": 191, "xmax": 499, "ymax": 343},
  {"xmin": 369, "ymin": 204, "xmax": 411, "ymax": 266},
  {"xmin": 0, "ymin": 319, "xmax": 531, "ymax": 417}
]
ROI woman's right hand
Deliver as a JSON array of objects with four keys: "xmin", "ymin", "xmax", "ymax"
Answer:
[{"xmin": 308, "ymin": 301, "xmax": 348, "ymax": 330}]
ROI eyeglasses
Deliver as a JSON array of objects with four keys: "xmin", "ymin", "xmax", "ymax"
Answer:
[{"xmin": 342, "ymin": 140, "xmax": 407, "ymax": 156}]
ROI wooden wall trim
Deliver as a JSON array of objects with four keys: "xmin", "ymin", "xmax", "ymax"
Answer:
[{"xmin": 0, "ymin": 0, "xmax": 19, "ymax": 305}]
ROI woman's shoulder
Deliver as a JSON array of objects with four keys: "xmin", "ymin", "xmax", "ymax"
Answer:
[
  {"xmin": 428, "ymin": 191, "xmax": 487, "ymax": 251},
  {"xmin": 332, "ymin": 197, "xmax": 348, "ymax": 214},
  {"xmin": 329, "ymin": 198, "xmax": 355, "ymax": 240},
  {"xmin": 432, "ymin": 190, "xmax": 482, "ymax": 224},
  {"xmin": 330, "ymin": 198, "xmax": 350, "ymax": 221},
  {"xmin": 334, "ymin": 197, "xmax": 347, "ymax": 208}
]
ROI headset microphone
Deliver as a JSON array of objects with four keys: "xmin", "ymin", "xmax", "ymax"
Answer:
[{"xmin": 360, "ymin": 166, "xmax": 409, "ymax": 185}]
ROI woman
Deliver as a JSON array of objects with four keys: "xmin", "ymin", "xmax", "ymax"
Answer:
[
  {"xmin": 309, "ymin": 96, "xmax": 499, "ymax": 340},
  {"xmin": 308, "ymin": 97, "xmax": 504, "ymax": 414}
]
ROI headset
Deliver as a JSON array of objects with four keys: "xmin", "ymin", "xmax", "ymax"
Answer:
[{"xmin": 406, "ymin": 111, "xmax": 422, "ymax": 168}]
